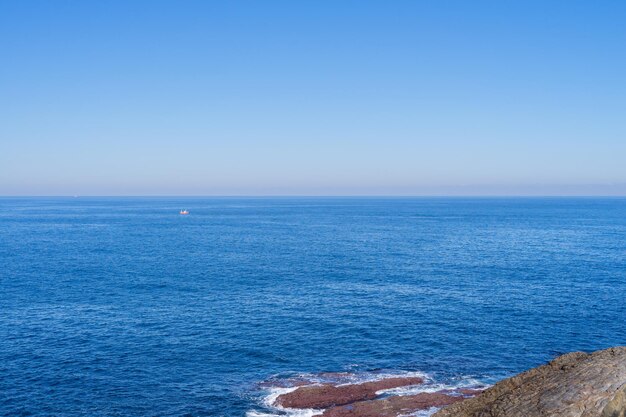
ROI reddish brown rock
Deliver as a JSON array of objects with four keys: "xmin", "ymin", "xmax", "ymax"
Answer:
[
  {"xmin": 321, "ymin": 392, "xmax": 466, "ymax": 417},
  {"xmin": 274, "ymin": 377, "xmax": 424, "ymax": 409},
  {"xmin": 456, "ymin": 388, "xmax": 485, "ymax": 396}
]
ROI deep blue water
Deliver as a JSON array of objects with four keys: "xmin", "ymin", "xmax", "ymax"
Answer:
[{"xmin": 1, "ymin": 197, "xmax": 626, "ymax": 416}]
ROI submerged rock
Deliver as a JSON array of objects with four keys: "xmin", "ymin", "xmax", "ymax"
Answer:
[
  {"xmin": 434, "ymin": 346, "xmax": 626, "ymax": 417},
  {"xmin": 258, "ymin": 378, "xmax": 312, "ymax": 389},
  {"xmin": 321, "ymin": 392, "xmax": 466, "ymax": 417},
  {"xmin": 273, "ymin": 376, "xmax": 424, "ymax": 409}
]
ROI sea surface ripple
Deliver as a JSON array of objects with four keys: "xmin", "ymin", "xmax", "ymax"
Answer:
[{"xmin": 1, "ymin": 197, "xmax": 625, "ymax": 416}]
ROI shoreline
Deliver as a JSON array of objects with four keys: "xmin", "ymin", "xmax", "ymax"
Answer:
[{"xmin": 252, "ymin": 347, "xmax": 626, "ymax": 417}]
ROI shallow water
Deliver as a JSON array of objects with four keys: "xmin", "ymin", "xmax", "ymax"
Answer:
[{"xmin": 1, "ymin": 197, "xmax": 625, "ymax": 416}]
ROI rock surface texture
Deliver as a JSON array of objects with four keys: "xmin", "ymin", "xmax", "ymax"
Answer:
[
  {"xmin": 274, "ymin": 377, "xmax": 424, "ymax": 409},
  {"xmin": 434, "ymin": 346, "xmax": 626, "ymax": 417},
  {"xmin": 271, "ymin": 376, "xmax": 482, "ymax": 416},
  {"xmin": 320, "ymin": 392, "xmax": 466, "ymax": 417}
]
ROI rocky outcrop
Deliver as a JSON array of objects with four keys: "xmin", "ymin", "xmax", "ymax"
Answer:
[
  {"xmin": 320, "ymin": 392, "xmax": 466, "ymax": 417},
  {"xmin": 263, "ymin": 347, "xmax": 626, "ymax": 417},
  {"xmin": 602, "ymin": 384, "xmax": 626, "ymax": 417},
  {"xmin": 273, "ymin": 376, "xmax": 424, "ymax": 409},
  {"xmin": 270, "ymin": 375, "xmax": 483, "ymax": 416},
  {"xmin": 434, "ymin": 346, "xmax": 626, "ymax": 417}
]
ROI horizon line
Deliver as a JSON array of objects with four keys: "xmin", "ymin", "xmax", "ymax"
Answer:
[{"xmin": 2, "ymin": 194, "xmax": 626, "ymax": 198}]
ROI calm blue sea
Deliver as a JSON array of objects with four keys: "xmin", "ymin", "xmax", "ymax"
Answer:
[{"xmin": 1, "ymin": 197, "xmax": 626, "ymax": 416}]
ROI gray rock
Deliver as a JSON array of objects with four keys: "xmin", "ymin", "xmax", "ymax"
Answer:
[{"xmin": 435, "ymin": 347, "xmax": 626, "ymax": 417}]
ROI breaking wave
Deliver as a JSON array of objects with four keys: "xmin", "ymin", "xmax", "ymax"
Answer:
[{"xmin": 246, "ymin": 370, "xmax": 488, "ymax": 417}]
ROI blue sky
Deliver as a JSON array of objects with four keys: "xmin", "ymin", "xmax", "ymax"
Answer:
[{"xmin": 1, "ymin": 1, "xmax": 625, "ymax": 195}]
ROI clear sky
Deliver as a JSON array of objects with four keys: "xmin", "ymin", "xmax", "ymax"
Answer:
[{"xmin": 1, "ymin": 1, "xmax": 625, "ymax": 196}]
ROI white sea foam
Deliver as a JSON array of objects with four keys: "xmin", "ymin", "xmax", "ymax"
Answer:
[
  {"xmin": 246, "ymin": 409, "xmax": 322, "ymax": 417},
  {"xmin": 248, "ymin": 370, "xmax": 487, "ymax": 417},
  {"xmin": 331, "ymin": 370, "xmax": 429, "ymax": 387},
  {"xmin": 261, "ymin": 386, "xmax": 300, "ymax": 408},
  {"xmin": 250, "ymin": 385, "xmax": 323, "ymax": 417},
  {"xmin": 398, "ymin": 407, "xmax": 440, "ymax": 417},
  {"xmin": 378, "ymin": 377, "xmax": 487, "ymax": 396}
]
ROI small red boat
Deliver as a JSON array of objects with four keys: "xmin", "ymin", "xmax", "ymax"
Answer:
[{"xmin": 179, "ymin": 209, "xmax": 189, "ymax": 215}]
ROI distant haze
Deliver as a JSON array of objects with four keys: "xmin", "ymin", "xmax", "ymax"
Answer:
[{"xmin": 1, "ymin": 1, "xmax": 625, "ymax": 196}]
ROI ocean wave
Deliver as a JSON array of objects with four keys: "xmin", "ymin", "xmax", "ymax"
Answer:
[
  {"xmin": 378, "ymin": 377, "xmax": 486, "ymax": 396},
  {"xmin": 248, "ymin": 370, "xmax": 487, "ymax": 417}
]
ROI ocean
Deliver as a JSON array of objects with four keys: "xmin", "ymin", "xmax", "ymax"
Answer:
[{"xmin": 1, "ymin": 197, "xmax": 625, "ymax": 416}]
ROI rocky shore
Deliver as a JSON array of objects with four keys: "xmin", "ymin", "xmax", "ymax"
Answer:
[
  {"xmin": 274, "ymin": 376, "xmax": 425, "ymax": 409},
  {"xmin": 270, "ymin": 375, "xmax": 483, "ymax": 416},
  {"xmin": 434, "ymin": 346, "xmax": 626, "ymax": 417},
  {"xmin": 267, "ymin": 347, "xmax": 626, "ymax": 417}
]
